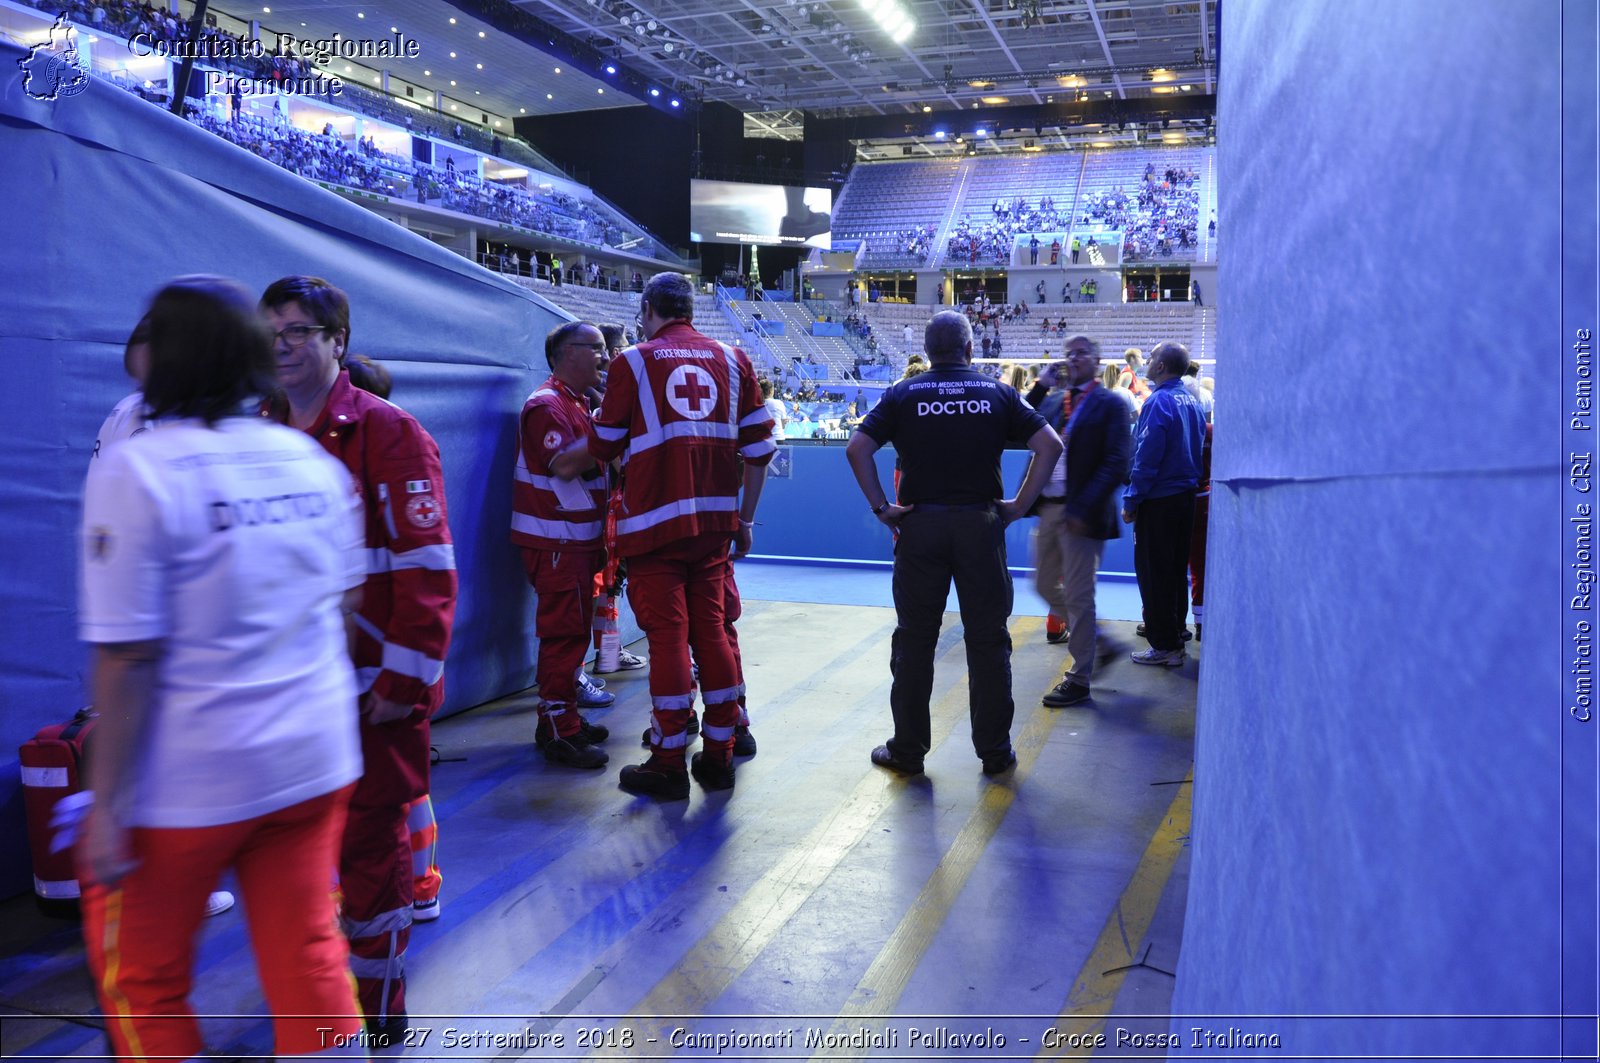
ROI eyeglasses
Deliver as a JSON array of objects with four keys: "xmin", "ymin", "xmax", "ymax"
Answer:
[
  {"xmin": 273, "ymin": 324, "xmax": 329, "ymax": 348},
  {"xmin": 562, "ymin": 341, "xmax": 607, "ymax": 353}
]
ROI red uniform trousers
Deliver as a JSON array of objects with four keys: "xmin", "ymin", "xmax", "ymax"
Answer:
[
  {"xmin": 629, "ymin": 532, "xmax": 743, "ymax": 768},
  {"xmin": 405, "ymin": 796, "xmax": 441, "ymax": 905},
  {"xmin": 724, "ymin": 568, "xmax": 750, "ymax": 728},
  {"xmin": 341, "ymin": 711, "xmax": 430, "ymax": 1028},
  {"xmin": 521, "ymin": 546, "xmax": 603, "ymax": 738},
  {"xmin": 82, "ymin": 785, "xmax": 359, "ymax": 1061},
  {"xmin": 1189, "ymin": 493, "xmax": 1210, "ymax": 628}
]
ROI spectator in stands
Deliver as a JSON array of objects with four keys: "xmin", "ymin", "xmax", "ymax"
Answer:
[
  {"xmin": 1122, "ymin": 342, "xmax": 1206, "ymax": 668},
  {"xmin": 1029, "ymin": 234, "xmax": 1040, "ymax": 265},
  {"xmin": 1036, "ymin": 280, "xmax": 1047, "ymax": 304},
  {"xmin": 1192, "ymin": 279, "xmax": 1203, "ymax": 307}
]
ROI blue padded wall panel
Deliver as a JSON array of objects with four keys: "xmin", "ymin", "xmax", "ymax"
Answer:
[
  {"xmin": 1171, "ymin": 0, "xmax": 1566, "ymax": 1054},
  {"xmin": 1, "ymin": 45, "xmax": 571, "ymax": 897},
  {"xmin": 1212, "ymin": 1, "xmax": 1559, "ymax": 484}
]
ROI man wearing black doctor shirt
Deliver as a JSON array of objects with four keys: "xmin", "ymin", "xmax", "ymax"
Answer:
[{"xmin": 845, "ymin": 311, "xmax": 1063, "ymax": 777}]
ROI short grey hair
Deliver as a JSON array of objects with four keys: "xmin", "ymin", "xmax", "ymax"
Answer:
[
  {"xmin": 924, "ymin": 310, "xmax": 973, "ymax": 364},
  {"xmin": 1063, "ymin": 334, "xmax": 1100, "ymax": 359},
  {"xmin": 642, "ymin": 272, "xmax": 695, "ymax": 322}
]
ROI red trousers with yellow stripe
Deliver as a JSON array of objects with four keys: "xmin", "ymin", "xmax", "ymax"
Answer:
[{"xmin": 81, "ymin": 784, "xmax": 359, "ymax": 1061}]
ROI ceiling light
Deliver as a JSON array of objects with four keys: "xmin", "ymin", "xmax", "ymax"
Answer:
[
  {"xmin": 650, "ymin": 87, "xmax": 660, "ymax": 96},
  {"xmin": 344, "ymin": 66, "xmax": 352, "ymax": 73},
  {"xmin": 357, "ymin": 11, "xmax": 364, "ymax": 18},
  {"xmin": 478, "ymin": 30, "xmax": 486, "ymax": 37},
  {"xmin": 598, "ymin": 88, "xmax": 604, "ymax": 93},
  {"xmin": 646, "ymin": 19, "xmax": 657, "ymax": 30},
  {"xmin": 423, "ymin": 69, "xmax": 431, "ymax": 75},
  {"xmin": 520, "ymin": 107, "xmax": 527, "ymax": 112},
  {"xmin": 450, "ymin": 104, "xmax": 458, "ymax": 110},
  {"xmin": 450, "ymin": 80, "xmax": 456, "ymax": 85},
  {"xmin": 262, "ymin": 5, "xmax": 270, "ymax": 10},
  {"xmin": 670, "ymin": 98, "xmax": 680, "ymax": 107},
  {"xmin": 606, "ymin": 64, "xmax": 617, "ymax": 74},
  {"xmin": 391, "ymin": 26, "xmax": 398, "ymax": 33},
  {"xmin": 449, "ymin": 16, "xmax": 457, "ymax": 23},
  {"xmin": 476, "ymin": 63, "xmax": 483, "ymax": 69},
  {"xmin": 663, "ymin": 41, "xmax": 674, "ymax": 51},
  {"xmin": 475, "ymin": 90, "xmax": 480, "ymax": 94},
  {"xmin": 449, "ymin": 51, "xmax": 457, "ymax": 58}
]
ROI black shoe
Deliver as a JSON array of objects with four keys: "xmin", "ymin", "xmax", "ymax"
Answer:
[
  {"xmin": 365, "ymin": 1013, "xmax": 408, "ymax": 1048},
  {"xmin": 690, "ymin": 751, "xmax": 736, "ymax": 791},
  {"xmin": 732, "ymin": 724, "xmax": 757, "ymax": 757},
  {"xmin": 1194, "ymin": 623, "xmax": 1202, "ymax": 642},
  {"xmin": 1136, "ymin": 623, "xmax": 1192, "ymax": 642},
  {"xmin": 577, "ymin": 715, "xmax": 609, "ymax": 744},
  {"xmin": 870, "ymin": 744, "xmax": 924, "ymax": 775},
  {"xmin": 981, "ymin": 750, "xmax": 1018, "ymax": 776},
  {"xmin": 641, "ymin": 709, "xmax": 699, "ymax": 746},
  {"xmin": 619, "ymin": 759, "xmax": 690, "ymax": 799},
  {"xmin": 541, "ymin": 736, "xmax": 609, "ymax": 769},
  {"xmin": 1042, "ymin": 680, "xmax": 1091, "ymax": 707}
]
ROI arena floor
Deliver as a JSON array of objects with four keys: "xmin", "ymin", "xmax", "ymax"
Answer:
[{"xmin": 0, "ymin": 573, "xmax": 1197, "ymax": 1061}]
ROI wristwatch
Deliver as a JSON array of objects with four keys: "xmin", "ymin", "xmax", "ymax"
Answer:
[{"xmin": 871, "ymin": 502, "xmax": 890, "ymax": 515}]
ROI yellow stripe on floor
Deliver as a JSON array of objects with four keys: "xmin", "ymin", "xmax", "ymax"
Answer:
[
  {"xmin": 1034, "ymin": 770, "xmax": 1193, "ymax": 1061},
  {"xmin": 579, "ymin": 617, "xmax": 1043, "ymax": 1062},
  {"xmin": 805, "ymin": 690, "xmax": 1061, "ymax": 1060}
]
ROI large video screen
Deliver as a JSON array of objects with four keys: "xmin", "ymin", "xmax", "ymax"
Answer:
[{"xmin": 689, "ymin": 179, "xmax": 832, "ymax": 249}]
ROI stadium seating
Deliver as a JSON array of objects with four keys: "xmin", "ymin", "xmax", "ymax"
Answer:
[{"xmin": 830, "ymin": 158, "xmax": 963, "ymax": 268}]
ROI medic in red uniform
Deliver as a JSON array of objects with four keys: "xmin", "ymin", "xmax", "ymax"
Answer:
[
  {"xmin": 511, "ymin": 321, "xmax": 613, "ymax": 768},
  {"xmin": 261, "ymin": 277, "xmax": 456, "ymax": 1043},
  {"xmin": 589, "ymin": 273, "xmax": 774, "ymax": 799}
]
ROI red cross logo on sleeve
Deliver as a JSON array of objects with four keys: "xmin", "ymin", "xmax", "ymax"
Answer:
[{"xmin": 664, "ymin": 364, "xmax": 720, "ymax": 421}]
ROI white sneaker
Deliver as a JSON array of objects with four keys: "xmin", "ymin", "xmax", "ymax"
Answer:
[
  {"xmin": 612, "ymin": 648, "xmax": 647, "ymax": 671},
  {"xmin": 413, "ymin": 895, "xmax": 441, "ymax": 922},
  {"xmin": 1131, "ymin": 647, "xmax": 1187, "ymax": 668},
  {"xmin": 205, "ymin": 890, "xmax": 235, "ymax": 917}
]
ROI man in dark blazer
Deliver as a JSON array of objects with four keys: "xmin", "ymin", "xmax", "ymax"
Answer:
[{"xmin": 1026, "ymin": 335, "xmax": 1133, "ymax": 706}]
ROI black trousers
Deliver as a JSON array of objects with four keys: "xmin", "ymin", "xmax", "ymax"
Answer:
[
  {"xmin": 887, "ymin": 509, "xmax": 1015, "ymax": 762},
  {"xmin": 1133, "ymin": 489, "xmax": 1197, "ymax": 651}
]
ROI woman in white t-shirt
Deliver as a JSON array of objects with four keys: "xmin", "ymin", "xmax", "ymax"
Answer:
[{"xmin": 77, "ymin": 277, "xmax": 367, "ymax": 1061}]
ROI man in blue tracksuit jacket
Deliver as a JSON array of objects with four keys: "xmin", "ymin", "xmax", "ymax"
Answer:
[{"xmin": 1121, "ymin": 341, "xmax": 1207, "ymax": 667}]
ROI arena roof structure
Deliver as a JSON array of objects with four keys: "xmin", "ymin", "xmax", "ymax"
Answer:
[{"xmin": 236, "ymin": 0, "xmax": 1216, "ymax": 130}]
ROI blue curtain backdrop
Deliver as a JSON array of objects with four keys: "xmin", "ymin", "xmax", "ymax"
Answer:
[
  {"xmin": 0, "ymin": 45, "xmax": 574, "ymax": 898},
  {"xmin": 1170, "ymin": 0, "xmax": 1574, "ymax": 1057}
]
